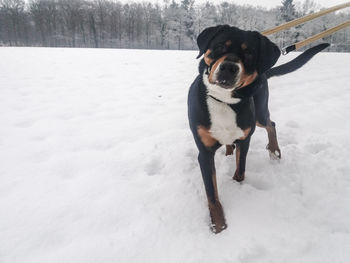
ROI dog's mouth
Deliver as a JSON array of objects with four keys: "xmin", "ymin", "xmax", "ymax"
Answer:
[
  {"xmin": 210, "ymin": 68, "xmax": 244, "ymax": 89},
  {"xmin": 213, "ymin": 79, "xmax": 244, "ymax": 89}
]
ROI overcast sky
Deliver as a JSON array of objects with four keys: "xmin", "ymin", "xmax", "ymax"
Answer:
[
  {"xmin": 203, "ymin": 0, "xmax": 347, "ymax": 9},
  {"xmin": 236, "ymin": 0, "xmax": 347, "ymax": 9},
  {"xmin": 134, "ymin": 0, "xmax": 349, "ymax": 10}
]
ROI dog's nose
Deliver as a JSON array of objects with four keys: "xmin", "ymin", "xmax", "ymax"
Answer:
[{"xmin": 219, "ymin": 62, "xmax": 239, "ymax": 74}]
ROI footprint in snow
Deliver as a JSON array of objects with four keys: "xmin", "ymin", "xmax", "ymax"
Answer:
[
  {"xmin": 145, "ymin": 157, "xmax": 163, "ymax": 176},
  {"xmin": 305, "ymin": 142, "xmax": 331, "ymax": 154},
  {"xmin": 285, "ymin": 120, "xmax": 299, "ymax": 128},
  {"xmin": 245, "ymin": 177, "xmax": 274, "ymax": 191},
  {"xmin": 14, "ymin": 120, "xmax": 35, "ymax": 128}
]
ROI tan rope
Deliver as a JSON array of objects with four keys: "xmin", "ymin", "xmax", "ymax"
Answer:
[
  {"xmin": 262, "ymin": 2, "xmax": 350, "ymax": 36},
  {"xmin": 282, "ymin": 20, "xmax": 350, "ymax": 54}
]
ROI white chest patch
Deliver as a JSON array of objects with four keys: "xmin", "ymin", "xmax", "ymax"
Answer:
[{"xmin": 207, "ymin": 97, "xmax": 244, "ymax": 145}]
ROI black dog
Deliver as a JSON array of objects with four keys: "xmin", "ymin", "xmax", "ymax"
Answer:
[{"xmin": 187, "ymin": 25, "xmax": 329, "ymax": 233}]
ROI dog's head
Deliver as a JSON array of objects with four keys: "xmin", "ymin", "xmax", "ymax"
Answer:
[{"xmin": 197, "ymin": 25, "xmax": 280, "ymax": 91}]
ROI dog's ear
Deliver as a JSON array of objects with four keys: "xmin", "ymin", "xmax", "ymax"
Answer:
[
  {"xmin": 196, "ymin": 25, "xmax": 230, "ymax": 59},
  {"xmin": 255, "ymin": 32, "xmax": 281, "ymax": 74}
]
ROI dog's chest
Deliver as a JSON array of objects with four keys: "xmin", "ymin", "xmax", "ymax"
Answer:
[{"xmin": 207, "ymin": 97, "xmax": 244, "ymax": 145}]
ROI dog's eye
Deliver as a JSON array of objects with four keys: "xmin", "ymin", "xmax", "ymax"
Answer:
[
  {"xmin": 241, "ymin": 48, "xmax": 255, "ymax": 64},
  {"xmin": 244, "ymin": 53, "xmax": 253, "ymax": 62},
  {"xmin": 242, "ymin": 51, "xmax": 256, "ymax": 73},
  {"xmin": 214, "ymin": 44, "xmax": 226, "ymax": 52},
  {"xmin": 213, "ymin": 44, "xmax": 227, "ymax": 56}
]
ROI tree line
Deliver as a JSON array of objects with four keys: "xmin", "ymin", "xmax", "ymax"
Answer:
[{"xmin": 0, "ymin": 0, "xmax": 349, "ymax": 51}]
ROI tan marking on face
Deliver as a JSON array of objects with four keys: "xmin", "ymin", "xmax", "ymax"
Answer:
[
  {"xmin": 241, "ymin": 43, "xmax": 248, "ymax": 50},
  {"xmin": 225, "ymin": 40, "xmax": 232, "ymax": 47},
  {"xmin": 197, "ymin": 125, "xmax": 217, "ymax": 147},
  {"xmin": 208, "ymin": 55, "xmax": 228, "ymax": 83},
  {"xmin": 236, "ymin": 60, "xmax": 258, "ymax": 89},
  {"xmin": 239, "ymin": 127, "xmax": 252, "ymax": 140},
  {"xmin": 204, "ymin": 49, "xmax": 213, "ymax": 66}
]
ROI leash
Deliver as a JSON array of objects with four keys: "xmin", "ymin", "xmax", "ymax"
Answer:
[
  {"xmin": 262, "ymin": 2, "xmax": 350, "ymax": 36},
  {"xmin": 261, "ymin": 2, "xmax": 350, "ymax": 55},
  {"xmin": 282, "ymin": 20, "xmax": 350, "ymax": 54}
]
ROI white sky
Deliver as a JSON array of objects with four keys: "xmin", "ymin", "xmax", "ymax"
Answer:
[
  {"xmin": 202, "ymin": 0, "xmax": 348, "ymax": 9},
  {"xmin": 136, "ymin": 0, "xmax": 349, "ymax": 10}
]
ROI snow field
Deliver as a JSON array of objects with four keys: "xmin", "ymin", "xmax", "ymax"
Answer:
[{"xmin": 0, "ymin": 47, "xmax": 350, "ymax": 262}]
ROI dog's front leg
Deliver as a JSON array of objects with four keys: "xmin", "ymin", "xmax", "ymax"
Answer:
[
  {"xmin": 198, "ymin": 151, "xmax": 227, "ymax": 233},
  {"xmin": 233, "ymin": 137, "xmax": 251, "ymax": 182}
]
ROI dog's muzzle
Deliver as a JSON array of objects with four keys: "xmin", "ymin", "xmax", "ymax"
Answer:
[{"xmin": 209, "ymin": 55, "xmax": 241, "ymax": 89}]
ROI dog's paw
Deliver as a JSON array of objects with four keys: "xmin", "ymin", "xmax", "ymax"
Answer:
[
  {"xmin": 233, "ymin": 170, "xmax": 245, "ymax": 182},
  {"xmin": 208, "ymin": 201, "xmax": 227, "ymax": 234},
  {"xmin": 210, "ymin": 222, "xmax": 227, "ymax": 234},
  {"xmin": 266, "ymin": 144, "xmax": 281, "ymax": 160},
  {"xmin": 269, "ymin": 150, "xmax": 281, "ymax": 160}
]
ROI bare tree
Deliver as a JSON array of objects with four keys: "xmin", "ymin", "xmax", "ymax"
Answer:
[
  {"xmin": 0, "ymin": 0, "xmax": 26, "ymax": 45},
  {"xmin": 0, "ymin": 0, "xmax": 348, "ymax": 51}
]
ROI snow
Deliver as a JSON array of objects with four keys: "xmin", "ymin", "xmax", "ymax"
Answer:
[{"xmin": 1, "ymin": 47, "xmax": 350, "ymax": 263}]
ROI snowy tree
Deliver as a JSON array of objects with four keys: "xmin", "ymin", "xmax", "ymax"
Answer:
[
  {"xmin": 280, "ymin": 0, "xmax": 297, "ymax": 22},
  {"xmin": 0, "ymin": 0, "xmax": 348, "ymax": 51},
  {"xmin": 300, "ymin": 0, "xmax": 319, "ymax": 15}
]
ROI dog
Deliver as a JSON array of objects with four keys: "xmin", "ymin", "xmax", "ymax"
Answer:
[{"xmin": 187, "ymin": 25, "xmax": 329, "ymax": 233}]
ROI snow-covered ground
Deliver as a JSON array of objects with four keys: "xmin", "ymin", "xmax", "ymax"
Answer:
[{"xmin": 1, "ymin": 47, "xmax": 350, "ymax": 263}]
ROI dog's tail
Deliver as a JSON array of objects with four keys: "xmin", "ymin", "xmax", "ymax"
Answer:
[{"xmin": 265, "ymin": 43, "xmax": 330, "ymax": 79}]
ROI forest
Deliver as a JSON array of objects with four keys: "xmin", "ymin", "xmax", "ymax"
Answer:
[{"xmin": 0, "ymin": 0, "xmax": 349, "ymax": 51}]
